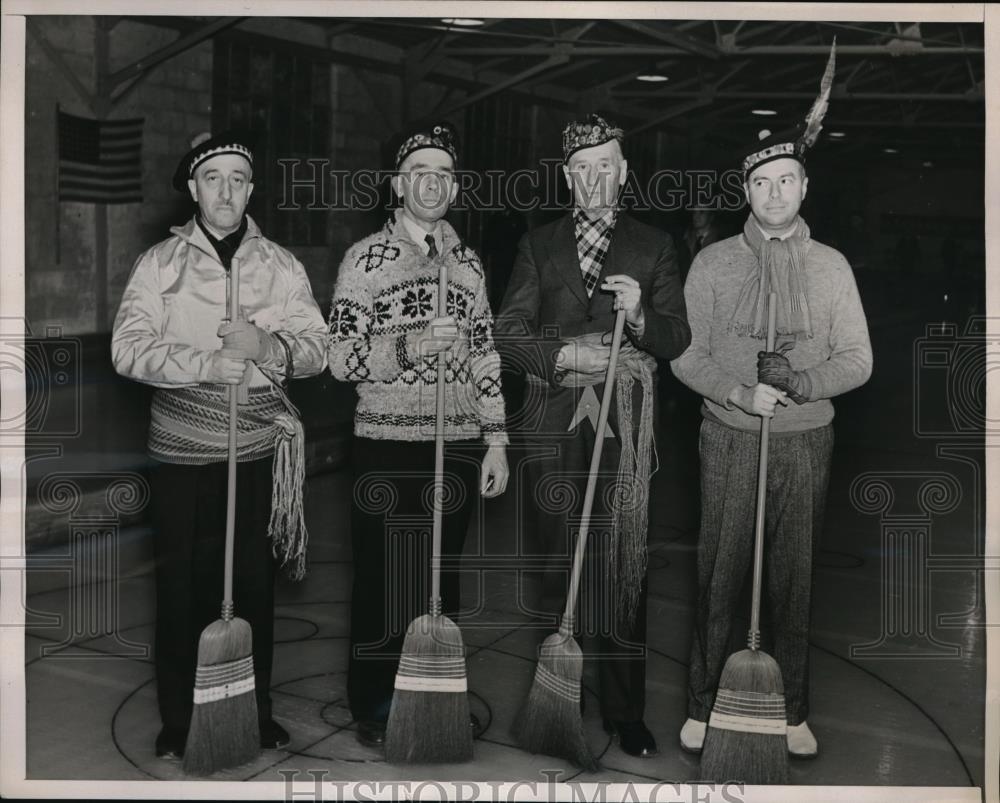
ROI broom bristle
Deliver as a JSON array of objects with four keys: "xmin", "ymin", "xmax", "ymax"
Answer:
[
  {"xmin": 385, "ymin": 613, "xmax": 473, "ymax": 764},
  {"xmin": 512, "ymin": 631, "xmax": 598, "ymax": 771},
  {"xmin": 182, "ymin": 617, "xmax": 260, "ymax": 775},
  {"xmin": 700, "ymin": 649, "xmax": 788, "ymax": 785}
]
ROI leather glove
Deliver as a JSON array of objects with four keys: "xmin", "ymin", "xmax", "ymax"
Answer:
[
  {"xmin": 217, "ymin": 320, "xmax": 276, "ymax": 363},
  {"xmin": 757, "ymin": 346, "xmax": 812, "ymax": 405}
]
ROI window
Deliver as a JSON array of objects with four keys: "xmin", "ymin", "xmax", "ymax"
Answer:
[{"xmin": 213, "ymin": 37, "xmax": 331, "ymax": 246}]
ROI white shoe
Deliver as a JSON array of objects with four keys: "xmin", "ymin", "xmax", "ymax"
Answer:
[
  {"xmin": 787, "ymin": 721, "xmax": 818, "ymax": 758},
  {"xmin": 679, "ymin": 718, "xmax": 706, "ymax": 754}
]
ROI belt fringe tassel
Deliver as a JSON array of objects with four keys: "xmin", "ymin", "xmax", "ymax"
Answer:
[{"xmin": 610, "ymin": 355, "xmax": 657, "ymax": 628}]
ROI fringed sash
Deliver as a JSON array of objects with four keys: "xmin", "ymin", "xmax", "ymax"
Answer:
[
  {"xmin": 527, "ymin": 347, "xmax": 658, "ymax": 627},
  {"xmin": 149, "ymin": 383, "xmax": 309, "ymax": 580}
]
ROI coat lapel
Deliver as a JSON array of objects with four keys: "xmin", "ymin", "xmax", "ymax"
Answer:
[{"xmin": 543, "ymin": 215, "xmax": 589, "ymax": 308}]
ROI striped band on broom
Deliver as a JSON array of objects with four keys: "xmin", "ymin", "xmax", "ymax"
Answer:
[
  {"xmin": 183, "ymin": 256, "xmax": 261, "ymax": 775},
  {"xmin": 700, "ymin": 293, "xmax": 789, "ymax": 785},
  {"xmin": 512, "ymin": 308, "xmax": 628, "ymax": 772},
  {"xmin": 385, "ymin": 260, "xmax": 473, "ymax": 764}
]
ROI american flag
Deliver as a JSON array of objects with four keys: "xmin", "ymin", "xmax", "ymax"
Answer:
[{"xmin": 57, "ymin": 110, "xmax": 143, "ymax": 204}]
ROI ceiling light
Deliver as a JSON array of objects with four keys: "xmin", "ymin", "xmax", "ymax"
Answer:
[
  {"xmin": 637, "ymin": 74, "xmax": 669, "ymax": 82},
  {"xmin": 922, "ymin": 160, "xmax": 934, "ymax": 167},
  {"xmin": 883, "ymin": 147, "xmax": 899, "ymax": 154},
  {"xmin": 441, "ymin": 18, "xmax": 485, "ymax": 26},
  {"xmin": 751, "ymin": 109, "xmax": 777, "ymax": 116},
  {"xmin": 828, "ymin": 131, "xmax": 846, "ymax": 138}
]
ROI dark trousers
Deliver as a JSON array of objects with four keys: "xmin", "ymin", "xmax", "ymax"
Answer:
[
  {"xmin": 150, "ymin": 457, "xmax": 277, "ymax": 733},
  {"xmin": 687, "ymin": 418, "xmax": 834, "ymax": 725},
  {"xmin": 347, "ymin": 437, "xmax": 481, "ymax": 723},
  {"xmin": 520, "ymin": 381, "xmax": 652, "ymax": 723}
]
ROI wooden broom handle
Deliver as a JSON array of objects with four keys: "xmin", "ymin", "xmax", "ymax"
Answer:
[
  {"xmin": 749, "ymin": 293, "xmax": 778, "ymax": 644},
  {"xmin": 223, "ymin": 257, "xmax": 241, "ymax": 615},
  {"xmin": 430, "ymin": 262, "xmax": 448, "ymax": 610},
  {"xmin": 562, "ymin": 309, "xmax": 627, "ymax": 629}
]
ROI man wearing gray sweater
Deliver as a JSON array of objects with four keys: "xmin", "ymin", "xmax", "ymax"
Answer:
[{"xmin": 670, "ymin": 124, "xmax": 872, "ymax": 759}]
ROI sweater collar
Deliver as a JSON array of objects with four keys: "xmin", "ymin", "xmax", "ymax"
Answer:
[{"xmin": 384, "ymin": 207, "xmax": 462, "ymax": 254}]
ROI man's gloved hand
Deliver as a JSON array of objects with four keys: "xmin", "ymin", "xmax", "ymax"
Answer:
[
  {"xmin": 757, "ymin": 345, "xmax": 812, "ymax": 405},
  {"xmin": 217, "ymin": 320, "xmax": 275, "ymax": 363}
]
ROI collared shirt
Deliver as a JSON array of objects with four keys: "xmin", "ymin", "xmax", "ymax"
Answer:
[
  {"xmin": 755, "ymin": 219, "xmax": 797, "ymax": 241},
  {"xmin": 399, "ymin": 212, "xmax": 441, "ymax": 256}
]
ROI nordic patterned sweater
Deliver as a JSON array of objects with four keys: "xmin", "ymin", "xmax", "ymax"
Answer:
[
  {"xmin": 670, "ymin": 229, "xmax": 873, "ymax": 434},
  {"xmin": 327, "ymin": 210, "xmax": 508, "ymax": 445}
]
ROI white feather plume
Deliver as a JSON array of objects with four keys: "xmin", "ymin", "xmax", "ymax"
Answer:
[{"xmin": 801, "ymin": 39, "xmax": 837, "ymax": 149}]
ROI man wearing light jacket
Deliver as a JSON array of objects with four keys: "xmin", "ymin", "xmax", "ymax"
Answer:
[{"xmin": 112, "ymin": 129, "xmax": 327, "ymax": 760}]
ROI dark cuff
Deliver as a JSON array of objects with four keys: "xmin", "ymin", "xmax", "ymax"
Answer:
[{"xmin": 272, "ymin": 332, "xmax": 294, "ymax": 382}]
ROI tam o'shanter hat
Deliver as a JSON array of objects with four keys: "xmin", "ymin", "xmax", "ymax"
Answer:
[
  {"xmin": 173, "ymin": 128, "xmax": 256, "ymax": 191},
  {"xmin": 562, "ymin": 113, "xmax": 624, "ymax": 162},
  {"xmin": 741, "ymin": 40, "xmax": 837, "ymax": 179},
  {"xmin": 394, "ymin": 120, "xmax": 459, "ymax": 170}
]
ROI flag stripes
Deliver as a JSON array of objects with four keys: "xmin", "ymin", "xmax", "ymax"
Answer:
[{"xmin": 57, "ymin": 110, "xmax": 143, "ymax": 204}]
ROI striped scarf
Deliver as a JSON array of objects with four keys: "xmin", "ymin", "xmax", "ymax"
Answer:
[
  {"xmin": 149, "ymin": 383, "xmax": 309, "ymax": 580},
  {"xmin": 730, "ymin": 215, "xmax": 814, "ymax": 340}
]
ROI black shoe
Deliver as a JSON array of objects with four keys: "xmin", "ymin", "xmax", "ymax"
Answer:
[
  {"xmin": 603, "ymin": 718, "xmax": 658, "ymax": 758},
  {"xmin": 260, "ymin": 719, "xmax": 290, "ymax": 749},
  {"xmin": 155, "ymin": 726, "xmax": 186, "ymax": 760},
  {"xmin": 356, "ymin": 719, "xmax": 386, "ymax": 748}
]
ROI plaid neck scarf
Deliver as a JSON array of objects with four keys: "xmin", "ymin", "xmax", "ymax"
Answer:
[{"xmin": 573, "ymin": 207, "xmax": 617, "ymax": 297}]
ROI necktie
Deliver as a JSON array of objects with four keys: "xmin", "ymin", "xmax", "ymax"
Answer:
[{"xmin": 425, "ymin": 233, "xmax": 438, "ymax": 259}]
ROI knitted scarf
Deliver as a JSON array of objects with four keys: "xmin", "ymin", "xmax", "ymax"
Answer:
[
  {"xmin": 729, "ymin": 215, "xmax": 814, "ymax": 340},
  {"xmin": 149, "ymin": 382, "xmax": 309, "ymax": 580}
]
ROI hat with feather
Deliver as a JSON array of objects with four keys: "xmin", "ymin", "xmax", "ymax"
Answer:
[{"xmin": 740, "ymin": 40, "xmax": 837, "ymax": 180}]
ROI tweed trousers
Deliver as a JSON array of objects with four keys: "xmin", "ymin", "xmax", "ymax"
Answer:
[{"xmin": 687, "ymin": 417, "xmax": 834, "ymax": 726}]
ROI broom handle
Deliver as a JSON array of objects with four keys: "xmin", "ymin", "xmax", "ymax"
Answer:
[
  {"xmin": 430, "ymin": 262, "xmax": 448, "ymax": 611},
  {"xmin": 562, "ymin": 309, "xmax": 627, "ymax": 629},
  {"xmin": 749, "ymin": 293, "xmax": 778, "ymax": 646},
  {"xmin": 222, "ymin": 256, "xmax": 242, "ymax": 617}
]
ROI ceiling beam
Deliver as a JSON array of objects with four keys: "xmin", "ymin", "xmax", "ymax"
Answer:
[
  {"xmin": 438, "ymin": 49, "xmax": 571, "ymax": 117},
  {"xmin": 711, "ymin": 117, "xmax": 983, "ymax": 130},
  {"xmin": 611, "ymin": 19, "xmax": 722, "ymax": 60},
  {"xmin": 106, "ymin": 18, "xmax": 242, "ymax": 88},
  {"xmin": 444, "ymin": 44, "xmax": 983, "ymax": 58},
  {"xmin": 612, "ymin": 89, "xmax": 984, "ymax": 103},
  {"xmin": 627, "ymin": 61, "xmax": 745, "ymax": 135},
  {"xmin": 815, "ymin": 20, "xmax": 966, "ymax": 49}
]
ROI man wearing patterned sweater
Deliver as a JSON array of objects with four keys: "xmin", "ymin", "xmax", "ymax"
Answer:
[
  {"xmin": 327, "ymin": 121, "xmax": 508, "ymax": 749},
  {"xmin": 112, "ymin": 130, "xmax": 328, "ymax": 760},
  {"xmin": 671, "ymin": 118, "xmax": 873, "ymax": 759}
]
